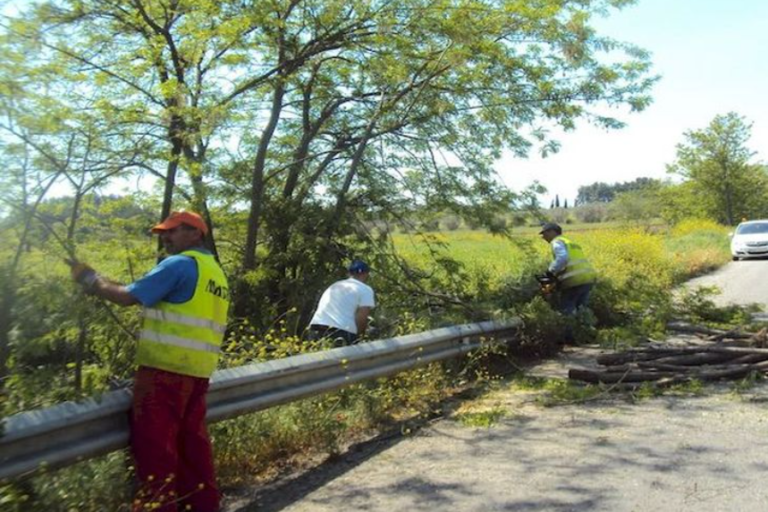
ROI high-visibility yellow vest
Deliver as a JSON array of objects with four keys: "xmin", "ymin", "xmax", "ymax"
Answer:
[
  {"xmin": 136, "ymin": 250, "xmax": 230, "ymax": 378},
  {"xmin": 553, "ymin": 236, "xmax": 597, "ymax": 289}
]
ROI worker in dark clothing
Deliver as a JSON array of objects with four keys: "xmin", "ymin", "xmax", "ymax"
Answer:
[{"xmin": 539, "ymin": 222, "xmax": 597, "ymax": 343}]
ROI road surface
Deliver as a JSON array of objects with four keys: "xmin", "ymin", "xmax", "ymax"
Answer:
[
  {"xmin": 226, "ymin": 260, "xmax": 768, "ymax": 512},
  {"xmin": 685, "ymin": 259, "xmax": 768, "ymax": 320}
]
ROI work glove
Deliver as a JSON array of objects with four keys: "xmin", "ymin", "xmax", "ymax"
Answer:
[{"xmin": 66, "ymin": 259, "xmax": 99, "ymax": 290}]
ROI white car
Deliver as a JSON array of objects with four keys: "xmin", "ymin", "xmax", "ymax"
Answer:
[{"xmin": 731, "ymin": 220, "xmax": 768, "ymax": 260}]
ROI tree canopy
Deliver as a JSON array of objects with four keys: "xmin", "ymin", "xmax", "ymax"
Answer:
[
  {"xmin": 1, "ymin": 0, "xmax": 656, "ymax": 330},
  {"xmin": 576, "ymin": 177, "xmax": 660, "ymax": 204},
  {"xmin": 667, "ymin": 112, "xmax": 767, "ymax": 225}
]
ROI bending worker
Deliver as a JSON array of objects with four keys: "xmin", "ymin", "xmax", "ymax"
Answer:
[
  {"xmin": 308, "ymin": 259, "xmax": 375, "ymax": 346},
  {"xmin": 539, "ymin": 222, "xmax": 597, "ymax": 342},
  {"xmin": 69, "ymin": 211, "xmax": 229, "ymax": 512}
]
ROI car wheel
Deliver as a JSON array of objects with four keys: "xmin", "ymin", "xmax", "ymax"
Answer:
[{"xmin": 732, "ymin": 256, "xmax": 740, "ymax": 261}]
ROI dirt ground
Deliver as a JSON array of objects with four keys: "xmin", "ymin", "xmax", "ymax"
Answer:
[{"xmin": 224, "ymin": 261, "xmax": 768, "ymax": 512}]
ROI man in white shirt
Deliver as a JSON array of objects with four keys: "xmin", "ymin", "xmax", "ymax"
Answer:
[{"xmin": 308, "ymin": 260, "xmax": 375, "ymax": 346}]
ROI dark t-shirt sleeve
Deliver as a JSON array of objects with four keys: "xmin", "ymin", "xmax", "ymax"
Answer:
[{"xmin": 126, "ymin": 255, "xmax": 198, "ymax": 307}]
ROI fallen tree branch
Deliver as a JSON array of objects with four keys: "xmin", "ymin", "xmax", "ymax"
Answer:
[
  {"xmin": 569, "ymin": 361, "xmax": 768, "ymax": 385},
  {"xmin": 666, "ymin": 321, "xmax": 752, "ymax": 339},
  {"xmin": 596, "ymin": 346, "xmax": 768, "ymax": 366}
]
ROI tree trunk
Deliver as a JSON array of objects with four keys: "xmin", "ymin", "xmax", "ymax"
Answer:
[
  {"xmin": 235, "ymin": 80, "xmax": 285, "ymax": 319},
  {"xmin": 0, "ymin": 280, "xmax": 14, "ymax": 389},
  {"xmin": 188, "ymin": 169, "xmax": 219, "ymax": 260},
  {"xmin": 325, "ymin": 118, "xmax": 378, "ymax": 239},
  {"xmin": 73, "ymin": 312, "xmax": 87, "ymax": 396},
  {"xmin": 158, "ymin": 142, "xmax": 182, "ymax": 253},
  {"xmin": 723, "ymin": 168, "xmax": 734, "ymax": 225},
  {"xmin": 243, "ymin": 80, "xmax": 285, "ymax": 272},
  {"xmin": 67, "ymin": 192, "xmax": 83, "ymax": 243}
]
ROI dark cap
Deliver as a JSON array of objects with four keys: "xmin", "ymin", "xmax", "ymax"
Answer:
[
  {"xmin": 538, "ymin": 222, "xmax": 562, "ymax": 235},
  {"xmin": 348, "ymin": 259, "xmax": 370, "ymax": 274}
]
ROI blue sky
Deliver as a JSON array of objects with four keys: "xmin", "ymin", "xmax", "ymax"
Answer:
[{"xmin": 498, "ymin": 0, "xmax": 768, "ymax": 204}]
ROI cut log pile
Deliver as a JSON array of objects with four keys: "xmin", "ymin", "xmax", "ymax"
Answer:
[{"xmin": 569, "ymin": 323, "xmax": 768, "ymax": 387}]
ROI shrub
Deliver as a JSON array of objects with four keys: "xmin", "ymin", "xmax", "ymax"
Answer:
[
  {"xmin": 510, "ymin": 297, "xmax": 566, "ymax": 356},
  {"xmin": 442, "ymin": 216, "xmax": 461, "ymax": 231},
  {"xmin": 671, "ymin": 218, "xmax": 725, "ymax": 236},
  {"xmin": 573, "ymin": 202, "xmax": 609, "ymax": 223},
  {"xmin": 548, "ymin": 207, "xmax": 570, "ymax": 224},
  {"xmin": 488, "ymin": 216, "xmax": 508, "ymax": 231},
  {"xmin": 666, "ymin": 218, "xmax": 730, "ymax": 279},
  {"xmin": 419, "ymin": 218, "xmax": 440, "ymax": 231}
]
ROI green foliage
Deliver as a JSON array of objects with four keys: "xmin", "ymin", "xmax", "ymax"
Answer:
[
  {"xmin": 573, "ymin": 202, "xmax": 610, "ymax": 223},
  {"xmin": 1, "ymin": 0, "xmax": 657, "ymax": 329},
  {"xmin": 656, "ymin": 182, "xmax": 712, "ymax": 225},
  {"xmin": 731, "ymin": 371, "xmax": 764, "ymax": 396},
  {"xmin": 0, "ymin": 452, "xmax": 132, "ymax": 512},
  {"xmin": 3, "ymin": 1, "xmax": 750, "ymax": 506},
  {"xmin": 577, "ymin": 177, "xmax": 661, "ymax": 204},
  {"xmin": 0, "ymin": 218, "xmax": 738, "ymax": 510},
  {"xmin": 608, "ymin": 186, "xmax": 662, "ymax": 225},
  {"xmin": 536, "ymin": 379, "xmax": 604, "ymax": 406},
  {"xmin": 665, "ymin": 218, "xmax": 731, "ymax": 278},
  {"xmin": 211, "ymin": 361, "xmax": 454, "ymax": 485},
  {"xmin": 512, "ymin": 297, "xmax": 567, "ymax": 354},
  {"xmin": 510, "ymin": 375, "xmax": 603, "ymax": 406},
  {"xmin": 667, "ymin": 112, "xmax": 768, "ymax": 225},
  {"xmin": 455, "ymin": 406, "xmax": 508, "ymax": 428},
  {"xmin": 630, "ymin": 379, "xmax": 704, "ymax": 402},
  {"xmin": 675, "ymin": 286, "xmax": 761, "ymax": 327}
]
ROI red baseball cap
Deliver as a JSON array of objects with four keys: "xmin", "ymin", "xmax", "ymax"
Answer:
[{"xmin": 151, "ymin": 211, "xmax": 208, "ymax": 235}]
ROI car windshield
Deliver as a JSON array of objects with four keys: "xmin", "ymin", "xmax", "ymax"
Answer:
[{"xmin": 736, "ymin": 222, "xmax": 768, "ymax": 235}]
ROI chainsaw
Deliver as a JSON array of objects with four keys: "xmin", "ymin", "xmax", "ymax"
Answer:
[{"xmin": 534, "ymin": 273, "xmax": 558, "ymax": 296}]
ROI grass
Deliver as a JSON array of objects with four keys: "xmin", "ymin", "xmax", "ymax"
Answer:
[
  {"xmin": 391, "ymin": 229, "xmax": 545, "ymax": 279},
  {"xmin": 509, "ymin": 374, "xmax": 710, "ymax": 407},
  {"xmin": 730, "ymin": 371, "xmax": 765, "ymax": 396},
  {"xmin": 509, "ymin": 375, "xmax": 605, "ymax": 406},
  {"xmin": 455, "ymin": 406, "xmax": 509, "ymax": 428},
  {"xmin": 393, "ymin": 219, "xmax": 731, "ymax": 289}
]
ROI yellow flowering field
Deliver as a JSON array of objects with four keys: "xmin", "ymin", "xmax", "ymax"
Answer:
[{"xmin": 392, "ymin": 220, "xmax": 730, "ymax": 292}]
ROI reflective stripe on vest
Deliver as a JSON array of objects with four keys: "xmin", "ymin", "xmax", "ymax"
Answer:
[
  {"xmin": 136, "ymin": 250, "xmax": 230, "ymax": 378},
  {"xmin": 139, "ymin": 329, "xmax": 222, "ymax": 354},
  {"xmin": 554, "ymin": 236, "xmax": 597, "ymax": 289},
  {"xmin": 143, "ymin": 309, "xmax": 227, "ymax": 334}
]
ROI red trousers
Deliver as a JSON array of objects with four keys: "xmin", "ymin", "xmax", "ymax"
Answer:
[{"xmin": 130, "ymin": 367, "xmax": 219, "ymax": 512}]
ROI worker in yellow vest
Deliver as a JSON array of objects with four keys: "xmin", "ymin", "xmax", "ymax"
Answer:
[
  {"xmin": 69, "ymin": 211, "xmax": 229, "ymax": 512},
  {"xmin": 539, "ymin": 222, "xmax": 597, "ymax": 342}
]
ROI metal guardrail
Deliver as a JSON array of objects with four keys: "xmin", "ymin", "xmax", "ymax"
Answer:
[{"xmin": 0, "ymin": 319, "xmax": 520, "ymax": 483}]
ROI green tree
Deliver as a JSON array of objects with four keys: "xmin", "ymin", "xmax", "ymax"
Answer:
[
  {"xmin": 668, "ymin": 112, "xmax": 767, "ymax": 225},
  {"xmin": 608, "ymin": 185, "xmax": 661, "ymax": 226},
  {"xmin": 4, "ymin": 0, "xmax": 657, "ymax": 327},
  {"xmin": 577, "ymin": 177, "xmax": 659, "ymax": 204},
  {"xmin": 656, "ymin": 181, "xmax": 710, "ymax": 225}
]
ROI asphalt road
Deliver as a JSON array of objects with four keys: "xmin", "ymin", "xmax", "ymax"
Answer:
[
  {"xmin": 226, "ymin": 260, "xmax": 768, "ymax": 512},
  {"xmin": 686, "ymin": 259, "xmax": 768, "ymax": 316},
  {"xmin": 243, "ymin": 392, "xmax": 768, "ymax": 512}
]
